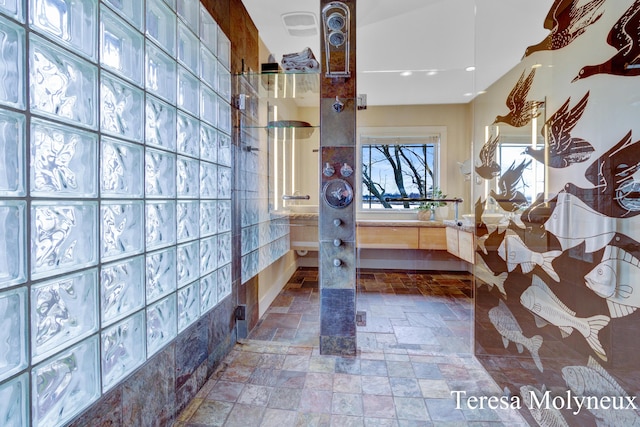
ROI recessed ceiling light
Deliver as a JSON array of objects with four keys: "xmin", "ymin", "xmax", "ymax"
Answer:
[
  {"xmin": 531, "ymin": 63, "xmax": 542, "ymax": 69},
  {"xmin": 400, "ymin": 71, "xmax": 412, "ymax": 77},
  {"xmin": 476, "ymin": 90, "xmax": 487, "ymax": 95},
  {"xmin": 427, "ymin": 70, "xmax": 438, "ymax": 76},
  {"xmin": 463, "ymin": 92, "xmax": 473, "ymax": 97},
  {"xmin": 465, "ymin": 66, "xmax": 475, "ymax": 72}
]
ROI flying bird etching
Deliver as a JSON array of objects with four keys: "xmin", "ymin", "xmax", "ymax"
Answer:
[
  {"xmin": 524, "ymin": 0, "xmax": 606, "ymax": 58},
  {"xmin": 490, "ymin": 159, "xmax": 532, "ymax": 212},
  {"xmin": 523, "ymin": 91, "xmax": 594, "ymax": 168},
  {"xmin": 574, "ymin": 0, "xmax": 640, "ymax": 81},
  {"xmin": 475, "ymin": 133, "xmax": 501, "ymax": 180},
  {"xmin": 565, "ymin": 130, "xmax": 640, "ymax": 218},
  {"xmin": 493, "ymin": 69, "xmax": 544, "ymax": 128}
]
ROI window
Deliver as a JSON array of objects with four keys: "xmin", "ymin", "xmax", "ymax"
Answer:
[{"xmin": 497, "ymin": 141, "xmax": 545, "ymax": 206}]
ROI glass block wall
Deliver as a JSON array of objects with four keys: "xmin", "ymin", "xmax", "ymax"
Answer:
[{"xmin": 0, "ymin": 0, "xmax": 233, "ymax": 426}]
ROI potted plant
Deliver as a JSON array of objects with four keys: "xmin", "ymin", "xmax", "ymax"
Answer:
[{"xmin": 416, "ymin": 187, "xmax": 447, "ymax": 221}]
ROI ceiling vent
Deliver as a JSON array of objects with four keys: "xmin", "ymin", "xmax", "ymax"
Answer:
[{"xmin": 281, "ymin": 12, "xmax": 318, "ymax": 37}]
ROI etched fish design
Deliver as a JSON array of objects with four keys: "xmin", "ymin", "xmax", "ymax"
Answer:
[
  {"xmin": 520, "ymin": 275, "xmax": 610, "ymax": 361},
  {"xmin": 498, "ymin": 230, "xmax": 562, "ymax": 281},
  {"xmin": 563, "ymin": 356, "xmax": 640, "ymax": 426},
  {"xmin": 493, "ymin": 68, "xmax": 544, "ymax": 128},
  {"xmin": 520, "ymin": 385, "xmax": 570, "ymax": 427},
  {"xmin": 475, "ymin": 255, "xmax": 508, "ymax": 297},
  {"xmin": 489, "ymin": 300, "xmax": 544, "ymax": 372},
  {"xmin": 585, "ymin": 245, "xmax": 640, "ymax": 318}
]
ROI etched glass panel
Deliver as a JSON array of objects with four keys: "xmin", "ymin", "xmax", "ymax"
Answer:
[
  {"xmin": 0, "ymin": 16, "xmax": 25, "ymax": 108},
  {"xmin": 218, "ymin": 99, "xmax": 231, "ymax": 134},
  {"xmin": 145, "ymin": 201, "xmax": 176, "ymax": 250},
  {"xmin": 200, "ymin": 162, "xmax": 217, "ymax": 199},
  {"xmin": 0, "ymin": 0, "xmax": 24, "ymax": 22},
  {"xmin": 101, "ymin": 311, "xmax": 145, "ymax": 391},
  {"xmin": 146, "ymin": 95, "xmax": 176, "ymax": 151},
  {"xmin": 177, "ymin": 0, "xmax": 199, "ymax": 33},
  {"xmin": 101, "ymin": 256, "xmax": 145, "ymax": 326},
  {"xmin": 177, "ymin": 240, "xmax": 199, "ymax": 287},
  {"xmin": 177, "ymin": 67, "xmax": 199, "ymax": 116},
  {"xmin": 102, "ymin": 0, "xmax": 144, "ymax": 31},
  {"xmin": 146, "ymin": 247, "xmax": 176, "ymax": 303},
  {"xmin": 177, "ymin": 110, "xmax": 199, "ymax": 157},
  {"xmin": 29, "ymin": 0, "xmax": 97, "ymax": 60},
  {"xmin": 31, "ymin": 269, "xmax": 99, "ymax": 363},
  {"xmin": 101, "ymin": 136, "xmax": 144, "ymax": 198},
  {"xmin": 101, "ymin": 201, "xmax": 144, "ymax": 261},
  {"xmin": 218, "ymin": 131, "xmax": 231, "ymax": 166},
  {"xmin": 218, "ymin": 263, "xmax": 231, "ymax": 301},
  {"xmin": 162, "ymin": 0, "xmax": 175, "ymax": 11},
  {"xmin": 199, "ymin": 4, "xmax": 217, "ymax": 56},
  {"xmin": 177, "ymin": 21, "xmax": 198, "ymax": 75},
  {"xmin": 29, "ymin": 34, "xmax": 98, "ymax": 129},
  {"xmin": 200, "ymin": 122, "xmax": 217, "ymax": 164},
  {"xmin": 177, "ymin": 156, "xmax": 199, "ymax": 198},
  {"xmin": 200, "ymin": 44, "xmax": 217, "ymax": 90},
  {"xmin": 199, "ymin": 271, "xmax": 217, "ymax": 313},
  {"xmin": 31, "ymin": 202, "xmax": 98, "ymax": 279},
  {"xmin": 101, "ymin": 72, "xmax": 144, "ymax": 142},
  {"xmin": 145, "ymin": 148, "xmax": 176, "ymax": 198},
  {"xmin": 199, "ymin": 200, "xmax": 216, "ymax": 237},
  {"xmin": 0, "ymin": 373, "xmax": 29, "ymax": 427},
  {"xmin": 217, "ymin": 64, "xmax": 231, "ymax": 102},
  {"xmin": 146, "ymin": 0, "xmax": 175, "ymax": 56},
  {"xmin": 200, "ymin": 84, "xmax": 217, "ymax": 127},
  {"xmin": 32, "ymin": 336, "xmax": 100, "ymax": 427},
  {"xmin": 0, "ymin": 287, "xmax": 27, "ymax": 381},
  {"xmin": 200, "ymin": 235, "xmax": 217, "ymax": 275},
  {"xmin": 217, "ymin": 199, "xmax": 231, "ymax": 233},
  {"xmin": 217, "ymin": 231, "xmax": 231, "ymax": 267},
  {"xmin": 217, "ymin": 27, "xmax": 230, "ymax": 70},
  {"xmin": 31, "ymin": 118, "xmax": 98, "ymax": 197},
  {"xmin": 0, "ymin": 110, "xmax": 25, "ymax": 196},
  {"xmin": 146, "ymin": 293, "xmax": 176, "ymax": 356},
  {"xmin": 177, "ymin": 200, "xmax": 199, "ymax": 242},
  {"xmin": 145, "ymin": 42, "xmax": 176, "ymax": 104},
  {"xmin": 100, "ymin": 5, "xmax": 144, "ymax": 85},
  {"xmin": 0, "ymin": 201, "xmax": 26, "ymax": 288},
  {"xmin": 217, "ymin": 166, "xmax": 231, "ymax": 199},
  {"xmin": 178, "ymin": 281, "xmax": 199, "ymax": 332}
]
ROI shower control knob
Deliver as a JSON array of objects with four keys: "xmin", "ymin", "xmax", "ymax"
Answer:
[
  {"xmin": 340, "ymin": 163, "xmax": 353, "ymax": 177},
  {"xmin": 323, "ymin": 162, "xmax": 335, "ymax": 177},
  {"xmin": 333, "ymin": 258, "xmax": 342, "ymax": 267},
  {"xmin": 333, "ymin": 218, "xmax": 342, "ymax": 227},
  {"xmin": 333, "ymin": 238, "xmax": 342, "ymax": 247}
]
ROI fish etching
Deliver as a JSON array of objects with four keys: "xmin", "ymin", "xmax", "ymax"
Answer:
[
  {"xmin": 585, "ymin": 245, "xmax": 640, "ymax": 318},
  {"xmin": 493, "ymin": 68, "xmax": 545, "ymax": 128},
  {"xmin": 498, "ymin": 230, "xmax": 562, "ymax": 281},
  {"xmin": 563, "ymin": 357, "xmax": 640, "ymax": 426},
  {"xmin": 520, "ymin": 275, "xmax": 610, "ymax": 361},
  {"xmin": 488, "ymin": 300, "xmax": 544, "ymax": 372},
  {"xmin": 520, "ymin": 385, "xmax": 570, "ymax": 427},
  {"xmin": 475, "ymin": 255, "xmax": 508, "ymax": 297}
]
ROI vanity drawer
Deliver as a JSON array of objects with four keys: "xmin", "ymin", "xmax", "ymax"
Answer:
[
  {"xmin": 357, "ymin": 226, "xmax": 419, "ymax": 249},
  {"xmin": 418, "ymin": 228, "xmax": 447, "ymax": 250}
]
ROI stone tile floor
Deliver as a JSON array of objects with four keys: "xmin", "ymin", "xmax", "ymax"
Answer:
[{"xmin": 174, "ymin": 268, "xmax": 530, "ymax": 426}]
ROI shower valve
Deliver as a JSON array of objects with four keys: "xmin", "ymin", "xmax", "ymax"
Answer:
[
  {"xmin": 333, "ymin": 258, "xmax": 342, "ymax": 267},
  {"xmin": 333, "ymin": 239, "xmax": 342, "ymax": 247}
]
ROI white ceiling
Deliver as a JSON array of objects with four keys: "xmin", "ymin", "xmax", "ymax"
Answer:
[{"xmin": 240, "ymin": 0, "xmax": 554, "ymax": 106}]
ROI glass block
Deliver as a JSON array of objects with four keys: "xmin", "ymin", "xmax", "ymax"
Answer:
[
  {"xmin": 177, "ymin": 0, "xmax": 199, "ymax": 33},
  {"xmin": 145, "ymin": 41, "xmax": 176, "ymax": 104},
  {"xmin": 217, "ymin": 231, "xmax": 231, "ymax": 267},
  {"xmin": 177, "ymin": 200, "xmax": 199, "ymax": 242},
  {"xmin": 146, "ymin": 0, "xmax": 175, "ymax": 56},
  {"xmin": 218, "ymin": 99, "xmax": 231, "ymax": 134},
  {"xmin": 145, "ymin": 148, "xmax": 176, "ymax": 198},
  {"xmin": 101, "ymin": 256, "xmax": 145, "ymax": 326},
  {"xmin": 101, "ymin": 311, "xmax": 145, "ymax": 391},
  {"xmin": 101, "ymin": 71, "xmax": 144, "ymax": 142},
  {"xmin": 146, "ymin": 247, "xmax": 176, "ymax": 303},
  {"xmin": 30, "ymin": 117, "xmax": 98, "ymax": 197},
  {"xmin": 200, "ymin": 122, "xmax": 217, "ymax": 164},
  {"xmin": 102, "ymin": 0, "xmax": 144, "ymax": 31},
  {"xmin": 177, "ymin": 21, "xmax": 199, "ymax": 75},
  {"xmin": 218, "ymin": 131, "xmax": 231, "ymax": 166},
  {"xmin": 32, "ymin": 336, "xmax": 100, "ymax": 427},
  {"xmin": 29, "ymin": 0, "xmax": 97, "ymax": 61},
  {"xmin": 0, "ymin": 202, "xmax": 26, "ymax": 289},
  {"xmin": 101, "ymin": 201, "xmax": 144, "ymax": 261},
  {"xmin": 146, "ymin": 293, "xmax": 176, "ymax": 356},
  {"xmin": 178, "ymin": 281, "xmax": 199, "ymax": 332},
  {"xmin": 177, "ymin": 156, "xmax": 199, "ymax": 198},
  {"xmin": 100, "ymin": 5, "xmax": 144, "ymax": 86},
  {"xmin": 0, "ymin": 372, "xmax": 29, "ymax": 427},
  {"xmin": 145, "ymin": 201, "xmax": 176, "ymax": 250},
  {"xmin": 31, "ymin": 269, "xmax": 99, "ymax": 363},
  {"xmin": 200, "ymin": 45, "xmax": 217, "ymax": 91},
  {"xmin": 218, "ymin": 166, "xmax": 231, "ymax": 199},
  {"xmin": 0, "ymin": 0, "xmax": 24, "ymax": 22},
  {"xmin": 0, "ymin": 287, "xmax": 27, "ymax": 382},
  {"xmin": 101, "ymin": 136, "xmax": 144, "ymax": 198},
  {"xmin": 200, "ymin": 162, "xmax": 217, "ymax": 199},
  {"xmin": 199, "ymin": 4, "xmax": 217, "ymax": 56},
  {"xmin": 200, "ymin": 235, "xmax": 217, "ymax": 275},
  {"xmin": 217, "ymin": 63, "xmax": 231, "ymax": 101},
  {"xmin": 31, "ymin": 201, "xmax": 98, "ymax": 280},
  {"xmin": 199, "ymin": 200, "xmax": 216, "ymax": 237},
  {"xmin": 199, "ymin": 271, "xmax": 217, "ymax": 313},
  {"xmin": 0, "ymin": 109, "xmax": 25, "ymax": 196},
  {"xmin": 146, "ymin": 94, "xmax": 176, "ymax": 151},
  {"xmin": 218, "ymin": 263, "xmax": 232, "ymax": 301},
  {"xmin": 0, "ymin": 16, "xmax": 25, "ymax": 108},
  {"xmin": 217, "ymin": 27, "xmax": 230, "ymax": 70},
  {"xmin": 177, "ymin": 110, "xmax": 199, "ymax": 157},
  {"xmin": 177, "ymin": 67, "xmax": 199, "ymax": 117},
  {"xmin": 200, "ymin": 84, "xmax": 217, "ymax": 127},
  {"xmin": 177, "ymin": 240, "xmax": 199, "ymax": 287},
  {"xmin": 29, "ymin": 34, "xmax": 98, "ymax": 129},
  {"xmin": 217, "ymin": 199, "xmax": 231, "ymax": 233}
]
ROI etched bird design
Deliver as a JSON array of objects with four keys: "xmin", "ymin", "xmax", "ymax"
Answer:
[
  {"xmin": 493, "ymin": 69, "xmax": 544, "ymax": 128},
  {"xmin": 524, "ymin": 0, "xmax": 605, "ymax": 58},
  {"xmin": 523, "ymin": 91, "xmax": 594, "ymax": 168},
  {"xmin": 490, "ymin": 159, "xmax": 532, "ymax": 212},
  {"xmin": 574, "ymin": 0, "xmax": 640, "ymax": 81},
  {"xmin": 565, "ymin": 130, "xmax": 640, "ymax": 218},
  {"xmin": 475, "ymin": 133, "xmax": 501, "ymax": 179}
]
